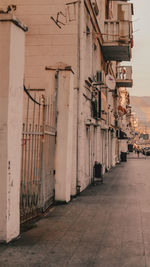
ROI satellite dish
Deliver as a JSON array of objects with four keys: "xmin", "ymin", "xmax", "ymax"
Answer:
[{"xmin": 106, "ymin": 74, "xmax": 116, "ymax": 90}]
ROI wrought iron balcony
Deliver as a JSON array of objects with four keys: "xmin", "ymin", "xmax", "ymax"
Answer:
[
  {"xmin": 102, "ymin": 20, "xmax": 133, "ymax": 61},
  {"xmin": 116, "ymin": 66, "xmax": 133, "ymax": 87}
]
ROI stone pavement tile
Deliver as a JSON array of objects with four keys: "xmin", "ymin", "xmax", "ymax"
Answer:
[
  {"xmin": 143, "ymin": 231, "xmax": 150, "ymax": 243},
  {"xmin": 122, "ymin": 226, "xmax": 142, "ymax": 244},
  {"xmin": 94, "ymin": 246, "xmax": 121, "ymax": 267},
  {"xmin": 43, "ymin": 204, "xmax": 85, "ymax": 228},
  {"xmin": 32, "ymin": 223, "xmax": 105, "ymax": 266},
  {"xmin": 120, "ymin": 241, "xmax": 146, "ymax": 267},
  {"xmin": 120, "ymin": 256, "xmax": 146, "ymax": 267},
  {"xmin": 80, "ymin": 226, "xmax": 105, "ymax": 243},
  {"xmin": 140, "ymin": 212, "xmax": 150, "ymax": 243},
  {"xmin": 144, "ymin": 242, "xmax": 150, "ymax": 259},
  {"xmin": 0, "ymin": 262, "xmax": 8, "ymax": 267},
  {"xmin": 65, "ymin": 257, "xmax": 96, "ymax": 267},
  {"xmin": 121, "ymin": 241, "xmax": 144, "ymax": 255},
  {"xmin": 43, "ymin": 249, "xmax": 74, "ymax": 267},
  {"xmin": 0, "ymin": 246, "xmax": 40, "ymax": 267},
  {"xmin": 100, "ymin": 229, "xmax": 122, "ymax": 248},
  {"xmin": 65, "ymin": 240, "xmax": 99, "ymax": 267},
  {"xmin": 141, "ymin": 211, "xmax": 150, "ymax": 224},
  {"xmin": 19, "ymin": 226, "xmax": 66, "ymax": 247},
  {"xmin": 145, "ymin": 258, "xmax": 150, "ymax": 267},
  {"xmin": 42, "ymin": 237, "xmax": 100, "ymax": 266},
  {"xmin": 104, "ymin": 214, "xmax": 128, "ymax": 231}
]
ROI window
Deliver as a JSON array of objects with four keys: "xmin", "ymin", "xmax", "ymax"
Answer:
[
  {"xmin": 105, "ymin": 0, "xmax": 109, "ymax": 19},
  {"xmin": 91, "ymin": 91, "xmax": 102, "ymax": 119},
  {"xmin": 105, "ymin": 0, "xmax": 113, "ymax": 20}
]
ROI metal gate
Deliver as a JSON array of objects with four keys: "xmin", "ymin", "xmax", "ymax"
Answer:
[{"xmin": 20, "ymin": 88, "xmax": 56, "ymax": 223}]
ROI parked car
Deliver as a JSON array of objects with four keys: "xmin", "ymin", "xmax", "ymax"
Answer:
[
  {"xmin": 143, "ymin": 147, "xmax": 150, "ymax": 156},
  {"xmin": 145, "ymin": 149, "xmax": 150, "ymax": 156}
]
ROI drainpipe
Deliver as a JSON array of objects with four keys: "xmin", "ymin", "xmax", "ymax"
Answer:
[
  {"xmin": 76, "ymin": 0, "xmax": 81, "ymax": 194},
  {"xmin": 55, "ymin": 70, "xmax": 59, "ymax": 128}
]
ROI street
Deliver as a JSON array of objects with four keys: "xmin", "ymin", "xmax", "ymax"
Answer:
[{"xmin": 1, "ymin": 154, "xmax": 150, "ymax": 267}]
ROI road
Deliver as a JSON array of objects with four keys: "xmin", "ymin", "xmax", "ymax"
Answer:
[{"xmin": 0, "ymin": 153, "xmax": 150, "ymax": 266}]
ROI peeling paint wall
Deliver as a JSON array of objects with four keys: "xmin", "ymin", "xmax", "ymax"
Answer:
[{"xmin": 0, "ymin": 17, "xmax": 25, "ymax": 243}]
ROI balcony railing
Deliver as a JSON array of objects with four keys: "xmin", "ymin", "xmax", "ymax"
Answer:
[
  {"xmin": 116, "ymin": 66, "xmax": 133, "ymax": 87},
  {"xmin": 102, "ymin": 20, "xmax": 133, "ymax": 61}
]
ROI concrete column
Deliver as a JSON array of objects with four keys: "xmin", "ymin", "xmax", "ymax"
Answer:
[
  {"xmin": 106, "ymin": 129, "xmax": 109, "ymax": 170},
  {"xmin": 55, "ymin": 70, "xmax": 75, "ymax": 203},
  {"xmin": 0, "ymin": 14, "xmax": 27, "ymax": 243},
  {"xmin": 112, "ymin": 135, "xmax": 116, "ymax": 166}
]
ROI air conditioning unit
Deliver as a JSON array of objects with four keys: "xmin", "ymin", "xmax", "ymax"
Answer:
[
  {"xmin": 94, "ymin": 70, "xmax": 105, "ymax": 85},
  {"xmin": 91, "ymin": 0, "xmax": 99, "ymax": 16},
  {"xmin": 118, "ymin": 3, "xmax": 134, "ymax": 21}
]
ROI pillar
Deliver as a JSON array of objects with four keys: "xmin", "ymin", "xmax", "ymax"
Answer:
[
  {"xmin": 55, "ymin": 69, "xmax": 75, "ymax": 202},
  {"xmin": 0, "ymin": 14, "xmax": 27, "ymax": 242}
]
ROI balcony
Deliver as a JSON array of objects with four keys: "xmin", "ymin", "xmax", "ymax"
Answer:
[
  {"xmin": 116, "ymin": 66, "xmax": 133, "ymax": 87},
  {"xmin": 101, "ymin": 20, "xmax": 133, "ymax": 61}
]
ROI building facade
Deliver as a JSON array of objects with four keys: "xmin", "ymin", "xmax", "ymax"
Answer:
[{"xmin": 0, "ymin": 0, "xmax": 134, "ymax": 242}]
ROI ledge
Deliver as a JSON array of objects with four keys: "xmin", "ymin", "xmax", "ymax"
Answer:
[{"xmin": 0, "ymin": 14, "xmax": 28, "ymax": 32}]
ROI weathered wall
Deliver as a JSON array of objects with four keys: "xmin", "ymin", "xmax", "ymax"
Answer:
[
  {"xmin": 55, "ymin": 70, "xmax": 75, "ymax": 202},
  {"xmin": 0, "ymin": 0, "xmax": 78, "ymax": 200},
  {"xmin": 0, "ymin": 15, "xmax": 25, "ymax": 242},
  {"xmin": 0, "ymin": 0, "xmax": 78, "ymax": 91}
]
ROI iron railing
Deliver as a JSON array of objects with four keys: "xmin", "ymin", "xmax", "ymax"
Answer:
[{"xmin": 20, "ymin": 88, "xmax": 56, "ymax": 223}]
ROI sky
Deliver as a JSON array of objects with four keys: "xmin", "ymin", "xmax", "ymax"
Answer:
[{"xmin": 130, "ymin": 0, "xmax": 150, "ymax": 97}]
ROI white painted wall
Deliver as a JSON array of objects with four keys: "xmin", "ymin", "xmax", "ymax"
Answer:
[
  {"xmin": 0, "ymin": 15, "xmax": 25, "ymax": 242},
  {"xmin": 0, "ymin": 0, "xmax": 78, "ymax": 91},
  {"xmin": 55, "ymin": 70, "xmax": 75, "ymax": 202},
  {"xmin": 0, "ymin": 0, "xmax": 79, "ymax": 197},
  {"xmin": 0, "ymin": 1, "xmax": 112, "ymax": 194}
]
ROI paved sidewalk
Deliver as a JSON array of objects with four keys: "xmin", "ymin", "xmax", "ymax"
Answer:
[
  {"xmin": 1, "ymin": 155, "xmax": 150, "ymax": 267},
  {"xmin": 128, "ymin": 151, "xmax": 147, "ymax": 159}
]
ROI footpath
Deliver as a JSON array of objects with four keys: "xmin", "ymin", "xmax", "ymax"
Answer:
[{"xmin": 0, "ymin": 153, "xmax": 150, "ymax": 267}]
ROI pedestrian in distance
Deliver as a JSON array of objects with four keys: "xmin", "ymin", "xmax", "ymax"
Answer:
[{"xmin": 137, "ymin": 149, "xmax": 140, "ymax": 158}]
